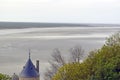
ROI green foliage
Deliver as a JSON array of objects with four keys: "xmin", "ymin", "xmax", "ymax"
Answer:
[
  {"xmin": 52, "ymin": 63, "xmax": 83, "ymax": 80},
  {"xmin": 0, "ymin": 73, "xmax": 11, "ymax": 80},
  {"xmin": 85, "ymin": 45, "xmax": 120, "ymax": 80},
  {"xmin": 52, "ymin": 32, "xmax": 120, "ymax": 80}
]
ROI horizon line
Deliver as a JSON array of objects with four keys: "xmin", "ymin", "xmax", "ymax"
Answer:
[{"xmin": 0, "ymin": 21, "xmax": 120, "ymax": 25}]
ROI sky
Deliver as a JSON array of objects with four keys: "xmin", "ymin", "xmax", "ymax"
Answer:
[{"xmin": 0, "ymin": 0, "xmax": 120, "ymax": 23}]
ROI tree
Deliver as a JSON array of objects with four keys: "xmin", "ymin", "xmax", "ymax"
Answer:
[
  {"xmin": 52, "ymin": 32, "xmax": 120, "ymax": 80},
  {"xmin": 105, "ymin": 32, "xmax": 120, "ymax": 46},
  {"xmin": 70, "ymin": 46, "xmax": 84, "ymax": 63},
  {"xmin": 0, "ymin": 73, "xmax": 11, "ymax": 80},
  {"xmin": 44, "ymin": 48, "xmax": 65, "ymax": 80},
  {"xmin": 44, "ymin": 46, "xmax": 85, "ymax": 80},
  {"xmin": 52, "ymin": 63, "xmax": 82, "ymax": 80},
  {"xmin": 52, "ymin": 45, "xmax": 120, "ymax": 80}
]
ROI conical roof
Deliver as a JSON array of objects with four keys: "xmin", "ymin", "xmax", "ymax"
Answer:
[{"xmin": 19, "ymin": 55, "xmax": 39, "ymax": 78}]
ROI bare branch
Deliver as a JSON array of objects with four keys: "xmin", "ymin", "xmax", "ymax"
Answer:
[
  {"xmin": 70, "ymin": 46, "xmax": 84, "ymax": 63},
  {"xmin": 44, "ymin": 48, "xmax": 65, "ymax": 80}
]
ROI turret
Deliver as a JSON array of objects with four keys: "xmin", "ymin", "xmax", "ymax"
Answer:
[
  {"xmin": 12, "ymin": 73, "xmax": 19, "ymax": 80},
  {"xmin": 19, "ymin": 51, "xmax": 40, "ymax": 80}
]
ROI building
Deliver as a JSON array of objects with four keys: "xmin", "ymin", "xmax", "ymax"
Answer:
[
  {"xmin": 12, "ymin": 73, "xmax": 19, "ymax": 80},
  {"xmin": 19, "ymin": 52, "xmax": 40, "ymax": 80}
]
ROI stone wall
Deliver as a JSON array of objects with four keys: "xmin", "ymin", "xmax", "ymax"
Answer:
[{"xmin": 19, "ymin": 77, "xmax": 39, "ymax": 80}]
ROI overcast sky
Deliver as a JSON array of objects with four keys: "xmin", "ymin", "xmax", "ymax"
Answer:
[{"xmin": 0, "ymin": 0, "xmax": 120, "ymax": 23}]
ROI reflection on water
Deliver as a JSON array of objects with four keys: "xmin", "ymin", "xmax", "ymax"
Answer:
[{"xmin": 0, "ymin": 26, "xmax": 120, "ymax": 80}]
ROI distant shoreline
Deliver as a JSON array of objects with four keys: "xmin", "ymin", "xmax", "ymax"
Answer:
[{"xmin": 0, "ymin": 22, "xmax": 120, "ymax": 29}]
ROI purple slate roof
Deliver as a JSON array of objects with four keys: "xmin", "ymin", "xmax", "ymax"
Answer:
[{"xmin": 19, "ymin": 58, "xmax": 39, "ymax": 78}]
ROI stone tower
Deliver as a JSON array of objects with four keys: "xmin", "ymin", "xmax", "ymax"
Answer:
[{"xmin": 19, "ymin": 52, "xmax": 40, "ymax": 80}]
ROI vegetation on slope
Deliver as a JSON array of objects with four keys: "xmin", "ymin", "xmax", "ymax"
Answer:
[
  {"xmin": 52, "ymin": 33, "xmax": 120, "ymax": 80},
  {"xmin": 0, "ymin": 73, "xmax": 11, "ymax": 80}
]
